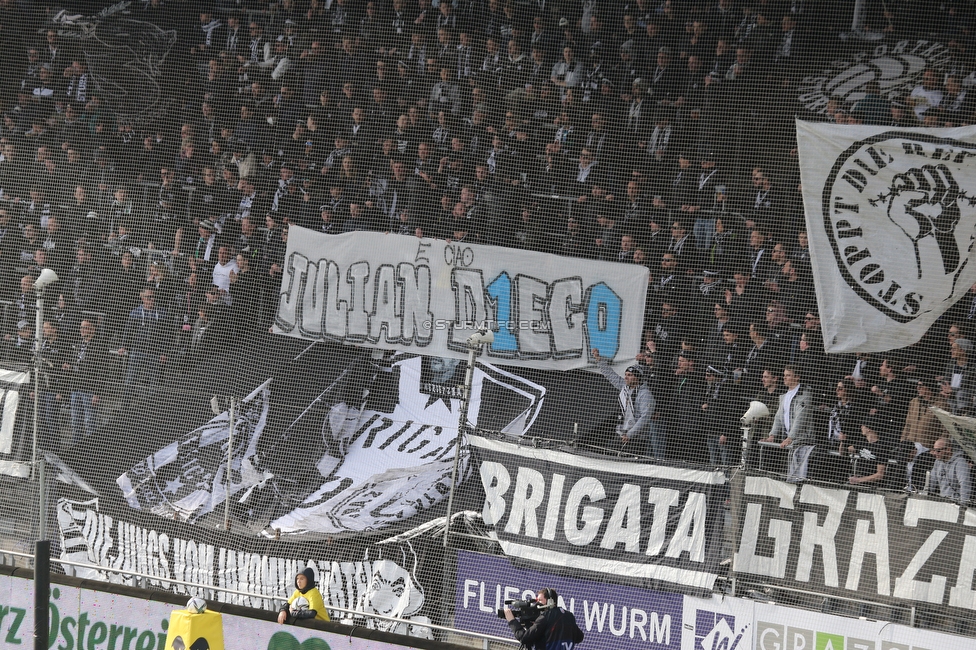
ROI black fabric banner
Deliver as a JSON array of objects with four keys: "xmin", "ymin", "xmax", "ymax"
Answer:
[
  {"xmin": 733, "ymin": 474, "xmax": 976, "ymax": 612},
  {"xmin": 28, "ymin": 334, "xmax": 627, "ymax": 540},
  {"xmin": 55, "ymin": 492, "xmax": 444, "ymax": 639},
  {"xmin": 464, "ymin": 435, "xmax": 728, "ymax": 591}
]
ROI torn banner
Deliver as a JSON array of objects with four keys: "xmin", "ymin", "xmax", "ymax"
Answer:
[{"xmin": 117, "ymin": 355, "xmax": 545, "ymax": 535}]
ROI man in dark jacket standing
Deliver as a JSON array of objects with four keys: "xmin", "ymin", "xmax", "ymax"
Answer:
[
  {"xmin": 119, "ymin": 288, "xmax": 171, "ymax": 391},
  {"xmin": 505, "ymin": 588, "xmax": 584, "ymax": 650},
  {"xmin": 64, "ymin": 319, "xmax": 106, "ymax": 444}
]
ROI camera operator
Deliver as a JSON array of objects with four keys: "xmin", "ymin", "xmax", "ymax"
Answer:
[{"xmin": 504, "ymin": 588, "xmax": 584, "ymax": 650}]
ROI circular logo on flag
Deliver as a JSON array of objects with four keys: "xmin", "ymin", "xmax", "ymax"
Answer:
[
  {"xmin": 823, "ymin": 132, "xmax": 976, "ymax": 322},
  {"xmin": 796, "ymin": 40, "xmax": 950, "ymax": 113}
]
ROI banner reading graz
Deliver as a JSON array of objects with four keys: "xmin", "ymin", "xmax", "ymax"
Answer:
[
  {"xmin": 468, "ymin": 436, "xmax": 727, "ymax": 591},
  {"xmin": 272, "ymin": 228, "xmax": 648, "ymax": 370},
  {"xmin": 733, "ymin": 475, "xmax": 976, "ymax": 612}
]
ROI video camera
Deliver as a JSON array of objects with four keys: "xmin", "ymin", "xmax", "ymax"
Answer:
[{"xmin": 497, "ymin": 598, "xmax": 539, "ymax": 624}]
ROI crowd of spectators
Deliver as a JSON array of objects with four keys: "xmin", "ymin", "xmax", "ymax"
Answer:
[{"xmin": 0, "ymin": 0, "xmax": 974, "ymax": 500}]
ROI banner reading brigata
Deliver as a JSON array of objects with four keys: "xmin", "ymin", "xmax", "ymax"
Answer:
[
  {"xmin": 272, "ymin": 228, "xmax": 648, "ymax": 370},
  {"xmin": 733, "ymin": 475, "xmax": 976, "ymax": 612},
  {"xmin": 796, "ymin": 120, "xmax": 976, "ymax": 352},
  {"xmin": 469, "ymin": 436, "xmax": 727, "ymax": 591}
]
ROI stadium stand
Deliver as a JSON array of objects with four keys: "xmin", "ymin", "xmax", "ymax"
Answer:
[{"xmin": 3, "ymin": 0, "xmax": 976, "ymax": 644}]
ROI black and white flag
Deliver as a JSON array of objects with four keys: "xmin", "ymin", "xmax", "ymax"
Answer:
[
  {"xmin": 265, "ymin": 355, "xmax": 545, "ymax": 535},
  {"xmin": 796, "ymin": 120, "xmax": 976, "ymax": 352},
  {"xmin": 117, "ymin": 355, "xmax": 545, "ymax": 536},
  {"xmin": 0, "ymin": 367, "xmax": 32, "ymax": 478},
  {"xmin": 117, "ymin": 378, "xmax": 274, "ymax": 522},
  {"xmin": 931, "ymin": 406, "xmax": 976, "ymax": 466}
]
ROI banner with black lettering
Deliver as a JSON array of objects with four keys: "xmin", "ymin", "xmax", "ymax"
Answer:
[
  {"xmin": 796, "ymin": 120, "xmax": 976, "ymax": 352},
  {"xmin": 733, "ymin": 475, "xmax": 976, "ymax": 612},
  {"xmin": 466, "ymin": 435, "xmax": 727, "ymax": 591},
  {"xmin": 272, "ymin": 228, "xmax": 648, "ymax": 371},
  {"xmin": 56, "ymin": 495, "xmax": 442, "ymax": 638}
]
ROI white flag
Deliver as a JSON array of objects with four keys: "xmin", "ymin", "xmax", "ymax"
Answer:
[{"xmin": 796, "ymin": 119, "xmax": 976, "ymax": 352}]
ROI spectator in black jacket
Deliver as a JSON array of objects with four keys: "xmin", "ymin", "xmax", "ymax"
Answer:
[
  {"xmin": 664, "ymin": 349, "xmax": 707, "ymax": 460},
  {"xmin": 703, "ymin": 365, "xmax": 746, "ymax": 466},
  {"xmin": 64, "ymin": 319, "xmax": 106, "ymax": 444},
  {"xmin": 118, "ymin": 288, "xmax": 171, "ymax": 392}
]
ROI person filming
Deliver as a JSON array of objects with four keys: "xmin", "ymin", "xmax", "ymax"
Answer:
[{"xmin": 504, "ymin": 588, "xmax": 584, "ymax": 650}]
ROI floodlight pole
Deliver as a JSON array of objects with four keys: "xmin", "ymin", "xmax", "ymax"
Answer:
[
  {"xmin": 443, "ymin": 333, "xmax": 490, "ymax": 547},
  {"xmin": 728, "ymin": 422, "xmax": 755, "ymax": 599},
  {"xmin": 32, "ymin": 289, "xmax": 44, "ymax": 473},
  {"xmin": 728, "ymin": 406, "xmax": 764, "ymax": 599},
  {"xmin": 34, "ymin": 539, "xmax": 50, "ymax": 650},
  {"xmin": 32, "ymin": 271, "xmax": 58, "ymax": 542},
  {"xmin": 224, "ymin": 395, "xmax": 236, "ymax": 531},
  {"xmin": 852, "ymin": 0, "xmax": 867, "ymax": 31},
  {"xmin": 740, "ymin": 423, "xmax": 753, "ymax": 470}
]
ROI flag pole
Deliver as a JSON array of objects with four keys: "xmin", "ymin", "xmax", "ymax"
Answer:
[{"xmin": 443, "ymin": 329, "xmax": 493, "ymax": 548}]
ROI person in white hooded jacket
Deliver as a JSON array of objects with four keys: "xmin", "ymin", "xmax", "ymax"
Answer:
[
  {"xmin": 590, "ymin": 348, "xmax": 655, "ymax": 455},
  {"xmin": 928, "ymin": 437, "xmax": 972, "ymax": 503}
]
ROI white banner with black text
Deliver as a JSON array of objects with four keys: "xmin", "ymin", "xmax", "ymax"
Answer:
[
  {"xmin": 796, "ymin": 120, "xmax": 976, "ymax": 352},
  {"xmin": 272, "ymin": 228, "xmax": 648, "ymax": 370},
  {"xmin": 0, "ymin": 367, "xmax": 32, "ymax": 478}
]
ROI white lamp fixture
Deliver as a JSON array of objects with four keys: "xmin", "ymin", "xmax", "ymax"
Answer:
[
  {"xmin": 467, "ymin": 328, "xmax": 494, "ymax": 347},
  {"xmin": 741, "ymin": 400, "xmax": 770, "ymax": 426},
  {"xmin": 33, "ymin": 268, "xmax": 59, "ymax": 292}
]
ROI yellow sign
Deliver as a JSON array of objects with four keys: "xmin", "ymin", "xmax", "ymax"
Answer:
[{"xmin": 165, "ymin": 609, "xmax": 224, "ymax": 650}]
